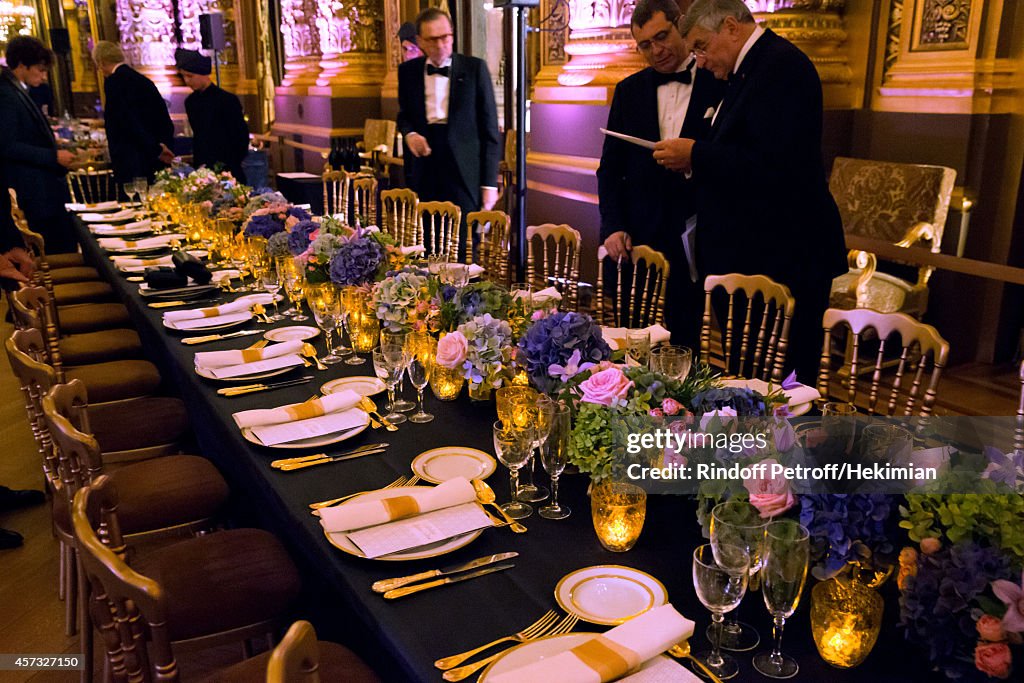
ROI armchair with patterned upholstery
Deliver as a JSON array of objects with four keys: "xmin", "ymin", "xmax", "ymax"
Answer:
[{"xmin": 828, "ymin": 157, "xmax": 956, "ymax": 317}]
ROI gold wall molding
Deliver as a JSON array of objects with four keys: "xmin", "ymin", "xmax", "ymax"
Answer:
[
  {"xmin": 525, "ymin": 178, "xmax": 598, "ymax": 206},
  {"xmin": 271, "ymin": 120, "xmax": 364, "ymax": 138},
  {"xmin": 526, "ymin": 150, "xmax": 600, "ymax": 175}
]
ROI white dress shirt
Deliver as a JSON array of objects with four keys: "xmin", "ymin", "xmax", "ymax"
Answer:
[
  {"xmin": 424, "ymin": 57, "xmax": 452, "ymax": 124},
  {"xmin": 657, "ymin": 61, "xmax": 695, "ymax": 141}
]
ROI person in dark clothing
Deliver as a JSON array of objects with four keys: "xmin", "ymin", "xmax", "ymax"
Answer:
[
  {"xmin": 0, "ymin": 36, "xmax": 77, "ymax": 254},
  {"xmin": 28, "ymin": 81, "xmax": 53, "ymax": 116},
  {"xmin": 93, "ymin": 41, "xmax": 174, "ymax": 183},
  {"xmin": 175, "ymin": 49, "xmax": 249, "ymax": 180}
]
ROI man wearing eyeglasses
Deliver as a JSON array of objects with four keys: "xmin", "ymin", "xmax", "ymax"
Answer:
[
  {"xmin": 652, "ymin": 0, "xmax": 845, "ymax": 383},
  {"xmin": 397, "ymin": 7, "xmax": 500, "ymax": 259},
  {"xmin": 597, "ymin": 0, "xmax": 724, "ymax": 349}
]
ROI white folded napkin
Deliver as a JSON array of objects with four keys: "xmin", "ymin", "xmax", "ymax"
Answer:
[
  {"xmin": 113, "ymin": 255, "xmax": 173, "ymax": 268},
  {"xmin": 196, "ymin": 340, "xmax": 303, "ymax": 369},
  {"xmin": 319, "ymin": 476, "xmax": 477, "ymax": 533},
  {"xmin": 82, "ymin": 208, "xmax": 136, "ymax": 222},
  {"xmin": 400, "ymin": 245, "xmax": 425, "ymax": 256},
  {"xmin": 232, "ymin": 389, "xmax": 361, "ymax": 429},
  {"xmin": 490, "ymin": 604, "xmax": 695, "ymax": 683},
  {"xmin": 90, "ymin": 219, "xmax": 152, "ymax": 233},
  {"xmin": 67, "ymin": 201, "xmax": 120, "ymax": 212},
  {"xmin": 721, "ymin": 378, "xmax": 820, "ymax": 407},
  {"xmin": 601, "ymin": 325, "xmax": 672, "ymax": 351},
  {"xmin": 164, "ymin": 298, "xmax": 257, "ymax": 323},
  {"xmin": 169, "ymin": 311, "xmax": 253, "ymax": 330},
  {"xmin": 97, "ymin": 234, "xmax": 185, "ymax": 250}
]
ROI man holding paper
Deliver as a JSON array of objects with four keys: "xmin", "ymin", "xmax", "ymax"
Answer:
[{"xmin": 597, "ymin": 0, "xmax": 724, "ymax": 349}]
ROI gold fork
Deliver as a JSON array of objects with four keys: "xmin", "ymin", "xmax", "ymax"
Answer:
[
  {"xmin": 308, "ymin": 475, "xmax": 417, "ymax": 510},
  {"xmin": 442, "ymin": 614, "xmax": 580, "ymax": 681},
  {"xmin": 434, "ymin": 610, "xmax": 558, "ymax": 670}
]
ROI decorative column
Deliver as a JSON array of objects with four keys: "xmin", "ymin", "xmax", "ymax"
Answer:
[
  {"xmin": 308, "ymin": 0, "xmax": 387, "ymax": 95},
  {"xmin": 278, "ymin": 0, "xmax": 321, "ymax": 90},
  {"xmin": 114, "ymin": 0, "xmax": 179, "ymax": 87}
]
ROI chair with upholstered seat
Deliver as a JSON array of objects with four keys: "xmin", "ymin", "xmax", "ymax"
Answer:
[
  {"xmin": 351, "ymin": 175, "xmax": 379, "ymax": 227},
  {"xmin": 700, "ymin": 274, "xmax": 796, "ymax": 383},
  {"xmin": 468, "ymin": 210, "xmax": 511, "ymax": 286},
  {"xmin": 73, "ymin": 475, "xmax": 301, "ymax": 682},
  {"xmin": 818, "ymin": 308, "xmax": 949, "ymax": 417},
  {"xmin": 380, "ymin": 188, "xmax": 420, "ymax": 247},
  {"xmin": 419, "ymin": 201, "xmax": 465, "ymax": 263},
  {"xmin": 595, "ymin": 244, "xmax": 670, "ymax": 328},
  {"xmin": 19, "ymin": 226, "xmax": 115, "ymax": 305},
  {"xmin": 525, "ymin": 223, "xmax": 582, "ymax": 311},
  {"xmin": 322, "ymin": 169, "xmax": 351, "ymax": 220},
  {"xmin": 828, "ymin": 157, "xmax": 956, "ymax": 317}
]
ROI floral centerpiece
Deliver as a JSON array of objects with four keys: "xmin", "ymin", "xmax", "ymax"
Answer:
[
  {"xmin": 153, "ymin": 164, "xmax": 194, "ymax": 197},
  {"xmin": 371, "ymin": 270, "xmax": 430, "ymax": 331},
  {"xmin": 516, "ymin": 311, "xmax": 612, "ymax": 395},
  {"xmin": 243, "ymin": 203, "xmax": 311, "ymax": 239},
  {"xmin": 455, "ymin": 313, "xmax": 513, "ymax": 396},
  {"xmin": 800, "ymin": 494, "xmax": 897, "ymax": 581},
  {"xmin": 329, "ymin": 231, "xmax": 392, "ymax": 287},
  {"xmin": 433, "ymin": 281, "xmax": 513, "ymax": 333},
  {"xmin": 242, "ymin": 189, "xmax": 288, "ymax": 220},
  {"xmin": 300, "ymin": 233, "xmax": 346, "ymax": 284}
]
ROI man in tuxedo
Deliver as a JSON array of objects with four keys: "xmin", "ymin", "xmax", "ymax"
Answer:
[
  {"xmin": 397, "ymin": 7, "xmax": 500, "ymax": 257},
  {"xmin": 93, "ymin": 41, "xmax": 174, "ymax": 184},
  {"xmin": 598, "ymin": 0, "xmax": 725, "ymax": 349},
  {"xmin": 0, "ymin": 36, "xmax": 77, "ymax": 254},
  {"xmin": 658, "ymin": 0, "xmax": 846, "ymax": 382}
]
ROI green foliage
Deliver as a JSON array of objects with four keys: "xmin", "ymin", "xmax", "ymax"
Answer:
[{"xmin": 899, "ymin": 491, "xmax": 1024, "ymax": 565}]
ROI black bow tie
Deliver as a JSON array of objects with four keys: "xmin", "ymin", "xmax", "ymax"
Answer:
[
  {"xmin": 653, "ymin": 68, "xmax": 692, "ymax": 87},
  {"xmin": 427, "ymin": 64, "xmax": 450, "ymax": 77}
]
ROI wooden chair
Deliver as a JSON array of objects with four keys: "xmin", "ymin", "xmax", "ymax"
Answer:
[
  {"xmin": 525, "ymin": 223, "xmax": 582, "ymax": 310},
  {"xmin": 380, "ymin": 188, "xmax": 419, "ymax": 247},
  {"xmin": 71, "ymin": 475, "xmax": 300, "ymax": 683},
  {"xmin": 595, "ymin": 244, "xmax": 670, "ymax": 328},
  {"xmin": 18, "ymin": 227, "xmax": 115, "ymax": 306},
  {"xmin": 829, "ymin": 157, "xmax": 956, "ymax": 317},
  {"xmin": 351, "ymin": 175, "xmax": 379, "ymax": 226},
  {"xmin": 419, "ymin": 201, "xmax": 465, "ymax": 263},
  {"xmin": 10, "ymin": 190, "xmax": 85, "ymax": 268},
  {"xmin": 700, "ymin": 274, "xmax": 795, "ymax": 383},
  {"xmin": 818, "ymin": 308, "xmax": 950, "ymax": 416},
  {"xmin": 357, "ymin": 118, "xmax": 397, "ymax": 176},
  {"xmin": 1015, "ymin": 361, "xmax": 1024, "ymax": 454},
  {"xmin": 66, "ymin": 168, "xmax": 118, "ymax": 205},
  {"xmin": 468, "ymin": 210, "xmax": 511, "ymax": 286},
  {"xmin": 322, "ymin": 169, "xmax": 351, "ymax": 219}
]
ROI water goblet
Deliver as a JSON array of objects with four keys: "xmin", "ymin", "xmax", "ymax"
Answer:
[
  {"xmin": 692, "ymin": 544, "xmax": 750, "ymax": 681},
  {"xmin": 538, "ymin": 401, "xmax": 571, "ymax": 520},
  {"xmin": 381, "ymin": 329, "xmax": 415, "ymax": 412},
  {"xmin": 260, "ymin": 264, "xmax": 284, "ymax": 321},
  {"xmin": 626, "ymin": 329, "xmax": 651, "ymax": 368},
  {"xmin": 709, "ymin": 501, "xmax": 768, "ymax": 651},
  {"xmin": 133, "ymin": 177, "xmax": 149, "ymax": 209},
  {"xmin": 659, "ymin": 345, "xmax": 693, "ymax": 381},
  {"xmin": 492, "ymin": 420, "xmax": 534, "ymax": 520},
  {"xmin": 407, "ymin": 337, "xmax": 435, "ymax": 423},
  {"xmin": 379, "ymin": 343, "xmax": 409, "ymax": 425},
  {"xmin": 308, "ymin": 288, "xmax": 343, "ymax": 364},
  {"xmin": 752, "ymin": 520, "xmax": 810, "ymax": 679}
]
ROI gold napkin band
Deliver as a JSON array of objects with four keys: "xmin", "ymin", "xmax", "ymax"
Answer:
[
  {"xmin": 143, "ymin": 258, "xmax": 162, "ymax": 266},
  {"xmin": 202, "ymin": 308, "xmax": 223, "ymax": 318},
  {"xmin": 124, "ymin": 240, "xmax": 138, "ymax": 248},
  {"xmin": 570, "ymin": 636, "xmax": 641, "ymax": 681},
  {"xmin": 241, "ymin": 349, "xmax": 265, "ymax": 363},
  {"xmin": 381, "ymin": 496, "xmax": 420, "ymax": 521},
  {"xmin": 285, "ymin": 399, "xmax": 325, "ymax": 421}
]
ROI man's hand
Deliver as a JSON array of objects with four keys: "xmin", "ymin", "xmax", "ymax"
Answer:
[
  {"xmin": 603, "ymin": 231, "xmax": 632, "ymax": 260},
  {"xmin": 0, "ymin": 253, "xmax": 29, "ymax": 284},
  {"xmin": 158, "ymin": 143, "xmax": 175, "ymax": 165},
  {"xmin": 480, "ymin": 187, "xmax": 498, "ymax": 211},
  {"xmin": 5, "ymin": 247, "xmax": 35, "ymax": 278},
  {"xmin": 405, "ymin": 133, "xmax": 432, "ymax": 158},
  {"xmin": 56, "ymin": 150, "xmax": 76, "ymax": 168},
  {"xmin": 652, "ymin": 138, "xmax": 695, "ymax": 173}
]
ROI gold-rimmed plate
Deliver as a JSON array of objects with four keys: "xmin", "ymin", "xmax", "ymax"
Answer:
[
  {"xmin": 266, "ymin": 326, "xmax": 321, "ymax": 343},
  {"xmin": 320, "ymin": 376, "xmax": 386, "ymax": 397},
  {"xmin": 242, "ymin": 411, "xmax": 370, "ymax": 449},
  {"xmin": 322, "ymin": 486, "xmax": 484, "ymax": 561},
  {"xmin": 163, "ymin": 311, "xmax": 253, "ymax": 333},
  {"xmin": 555, "ymin": 565, "xmax": 668, "ymax": 626},
  {"xmin": 411, "ymin": 447, "xmax": 496, "ymax": 484}
]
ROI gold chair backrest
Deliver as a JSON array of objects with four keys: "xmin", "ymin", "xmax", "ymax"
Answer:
[
  {"xmin": 42, "ymin": 380, "xmax": 105, "ymax": 509},
  {"xmin": 819, "ymin": 308, "xmax": 950, "ymax": 416},
  {"xmin": 12, "ymin": 286, "xmax": 66, "ymax": 379},
  {"xmin": 8, "ymin": 188, "xmax": 29, "ymax": 229},
  {"xmin": 351, "ymin": 176, "xmax": 379, "ymax": 227},
  {"xmin": 363, "ymin": 119, "xmax": 396, "ymax": 152},
  {"xmin": 380, "ymin": 188, "xmax": 419, "ymax": 247},
  {"xmin": 467, "ymin": 211, "xmax": 511, "ymax": 286},
  {"xmin": 322, "ymin": 169, "xmax": 351, "ymax": 220},
  {"xmin": 700, "ymin": 273, "xmax": 795, "ymax": 383},
  {"xmin": 67, "ymin": 168, "xmax": 118, "ymax": 205},
  {"xmin": 267, "ymin": 621, "xmax": 324, "ymax": 683},
  {"xmin": 17, "ymin": 225, "xmax": 62, "ymax": 305},
  {"xmin": 595, "ymin": 244, "xmax": 670, "ymax": 328},
  {"xmin": 419, "ymin": 201, "xmax": 465, "ymax": 263},
  {"xmin": 5, "ymin": 329, "xmax": 61, "ymax": 485},
  {"xmin": 525, "ymin": 224, "xmax": 582, "ymax": 311}
]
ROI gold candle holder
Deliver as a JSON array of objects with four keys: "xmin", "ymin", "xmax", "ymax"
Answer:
[
  {"xmin": 811, "ymin": 577, "xmax": 884, "ymax": 668},
  {"xmin": 350, "ymin": 316, "xmax": 379, "ymax": 354},
  {"xmin": 496, "ymin": 386, "xmax": 537, "ymax": 425},
  {"xmin": 591, "ymin": 481, "xmax": 647, "ymax": 552},
  {"xmin": 430, "ymin": 364, "xmax": 464, "ymax": 401}
]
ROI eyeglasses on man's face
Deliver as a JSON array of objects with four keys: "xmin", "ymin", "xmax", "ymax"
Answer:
[{"xmin": 636, "ymin": 27, "xmax": 675, "ymax": 53}]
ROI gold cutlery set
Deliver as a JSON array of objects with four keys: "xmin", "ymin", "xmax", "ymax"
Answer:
[
  {"xmin": 216, "ymin": 376, "xmax": 314, "ymax": 397},
  {"xmin": 270, "ymin": 442, "xmax": 389, "ymax": 471},
  {"xmin": 372, "ymin": 552, "xmax": 518, "ymax": 599}
]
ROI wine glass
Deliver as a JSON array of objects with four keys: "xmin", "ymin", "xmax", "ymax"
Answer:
[
  {"xmin": 498, "ymin": 389, "xmax": 548, "ymax": 503},
  {"xmin": 692, "ymin": 544, "xmax": 750, "ymax": 681},
  {"xmin": 407, "ymin": 336, "xmax": 435, "ymax": 423},
  {"xmin": 308, "ymin": 287, "xmax": 343, "ymax": 364},
  {"xmin": 379, "ymin": 343, "xmax": 409, "ymax": 425},
  {"xmin": 652, "ymin": 345, "xmax": 692, "ymax": 380},
  {"xmin": 538, "ymin": 400, "xmax": 571, "ymax": 520},
  {"xmin": 626, "ymin": 329, "xmax": 651, "ymax": 368},
  {"xmin": 260, "ymin": 262, "xmax": 284, "ymax": 321},
  {"xmin": 342, "ymin": 289, "xmax": 375, "ymax": 366},
  {"xmin": 133, "ymin": 177, "xmax": 148, "ymax": 209},
  {"xmin": 492, "ymin": 420, "xmax": 534, "ymax": 520},
  {"xmin": 753, "ymin": 520, "xmax": 810, "ymax": 679},
  {"xmin": 123, "ymin": 181, "xmax": 138, "ymax": 207},
  {"xmin": 709, "ymin": 501, "xmax": 768, "ymax": 651},
  {"xmin": 381, "ymin": 330, "xmax": 415, "ymax": 412},
  {"xmin": 278, "ymin": 258, "xmax": 309, "ymax": 321}
]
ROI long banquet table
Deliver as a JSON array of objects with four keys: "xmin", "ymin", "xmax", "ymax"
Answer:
[{"xmin": 73, "ymin": 218, "xmax": 943, "ymax": 683}]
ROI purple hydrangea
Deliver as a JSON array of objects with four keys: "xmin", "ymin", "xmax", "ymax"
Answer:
[
  {"xmin": 244, "ymin": 213, "xmax": 285, "ymax": 239},
  {"xmin": 517, "ymin": 311, "xmax": 610, "ymax": 394},
  {"xmin": 329, "ymin": 238, "xmax": 385, "ymax": 286},
  {"xmin": 441, "ymin": 284, "xmax": 458, "ymax": 302},
  {"xmin": 286, "ymin": 206, "xmax": 312, "ymax": 222},
  {"xmin": 287, "ymin": 219, "xmax": 319, "ymax": 255},
  {"xmin": 690, "ymin": 387, "xmax": 769, "ymax": 416},
  {"xmin": 799, "ymin": 494, "xmax": 896, "ymax": 580}
]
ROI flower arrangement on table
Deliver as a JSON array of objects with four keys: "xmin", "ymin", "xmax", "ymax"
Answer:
[
  {"xmin": 450, "ymin": 313, "xmax": 513, "ymax": 394},
  {"xmin": 516, "ymin": 311, "xmax": 612, "ymax": 396},
  {"xmin": 241, "ymin": 188, "xmax": 288, "ymax": 220},
  {"xmin": 153, "ymin": 164, "xmax": 194, "ymax": 197},
  {"xmin": 243, "ymin": 203, "xmax": 312, "ymax": 239},
  {"xmin": 432, "ymin": 281, "xmax": 513, "ymax": 333},
  {"xmin": 371, "ymin": 270, "xmax": 430, "ymax": 332}
]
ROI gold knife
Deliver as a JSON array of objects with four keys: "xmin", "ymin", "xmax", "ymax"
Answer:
[
  {"xmin": 271, "ymin": 443, "xmax": 389, "ymax": 468},
  {"xmin": 149, "ymin": 300, "xmax": 190, "ymax": 308},
  {"xmin": 383, "ymin": 563, "xmax": 515, "ymax": 599},
  {"xmin": 277, "ymin": 447, "xmax": 387, "ymax": 471},
  {"xmin": 373, "ymin": 553, "xmax": 518, "ymax": 593}
]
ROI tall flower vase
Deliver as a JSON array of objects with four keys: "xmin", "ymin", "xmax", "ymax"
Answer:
[
  {"xmin": 590, "ymin": 479, "xmax": 646, "ymax": 552},
  {"xmin": 467, "ymin": 383, "xmax": 493, "ymax": 402},
  {"xmin": 810, "ymin": 566, "xmax": 888, "ymax": 668}
]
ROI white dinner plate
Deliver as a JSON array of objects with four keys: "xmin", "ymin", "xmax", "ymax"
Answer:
[
  {"xmin": 478, "ymin": 633, "xmax": 688, "ymax": 682},
  {"xmin": 320, "ymin": 376, "xmax": 386, "ymax": 397},
  {"xmin": 265, "ymin": 326, "xmax": 321, "ymax": 343},
  {"xmin": 411, "ymin": 447, "xmax": 496, "ymax": 484},
  {"xmin": 555, "ymin": 565, "xmax": 669, "ymax": 626},
  {"xmin": 242, "ymin": 412, "xmax": 370, "ymax": 450},
  {"xmin": 91, "ymin": 225, "xmax": 153, "ymax": 237},
  {"xmin": 322, "ymin": 486, "xmax": 484, "ymax": 561},
  {"xmin": 195, "ymin": 363, "xmax": 301, "ymax": 383},
  {"xmin": 162, "ymin": 312, "xmax": 253, "ymax": 333}
]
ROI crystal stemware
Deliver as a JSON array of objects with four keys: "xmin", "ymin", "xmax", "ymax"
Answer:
[
  {"xmin": 538, "ymin": 400, "xmax": 571, "ymax": 520},
  {"xmin": 407, "ymin": 337, "xmax": 435, "ymax": 424},
  {"xmin": 752, "ymin": 520, "xmax": 810, "ymax": 679},
  {"xmin": 308, "ymin": 288, "xmax": 343, "ymax": 364},
  {"xmin": 378, "ymin": 343, "xmax": 409, "ymax": 425},
  {"xmin": 492, "ymin": 420, "xmax": 534, "ymax": 520},
  {"xmin": 708, "ymin": 501, "xmax": 768, "ymax": 651},
  {"xmin": 692, "ymin": 544, "xmax": 750, "ymax": 681},
  {"xmin": 381, "ymin": 329, "xmax": 415, "ymax": 412},
  {"xmin": 626, "ymin": 329, "xmax": 651, "ymax": 368},
  {"xmin": 260, "ymin": 263, "xmax": 284, "ymax": 321}
]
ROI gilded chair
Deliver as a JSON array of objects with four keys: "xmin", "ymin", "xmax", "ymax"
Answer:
[
  {"xmin": 380, "ymin": 188, "xmax": 420, "ymax": 247},
  {"xmin": 66, "ymin": 168, "xmax": 118, "ymax": 205},
  {"xmin": 700, "ymin": 273, "xmax": 795, "ymax": 383},
  {"xmin": 829, "ymin": 157, "xmax": 956, "ymax": 317},
  {"xmin": 18, "ymin": 227, "xmax": 116, "ymax": 306},
  {"xmin": 72, "ymin": 476, "xmax": 301, "ymax": 683},
  {"xmin": 322, "ymin": 169, "xmax": 351, "ymax": 219},
  {"xmin": 818, "ymin": 308, "xmax": 950, "ymax": 416},
  {"xmin": 357, "ymin": 118, "xmax": 397, "ymax": 176},
  {"xmin": 525, "ymin": 223, "xmax": 581, "ymax": 310},
  {"xmin": 419, "ymin": 201, "xmax": 465, "ymax": 263},
  {"xmin": 10, "ymin": 188, "xmax": 85, "ymax": 268},
  {"xmin": 351, "ymin": 175, "xmax": 379, "ymax": 226},
  {"xmin": 1015, "ymin": 361, "xmax": 1024, "ymax": 453},
  {"xmin": 467, "ymin": 210, "xmax": 511, "ymax": 286},
  {"xmin": 595, "ymin": 245, "xmax": 670, "ymax": 328}
]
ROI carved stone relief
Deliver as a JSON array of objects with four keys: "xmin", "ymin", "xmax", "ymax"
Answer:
[
  {"xmin": 116, "ymin": 0, "xmax": 178, "ymax": 66},
  {"xmin": 915, "ymin": 0, "xmax": 970, "ymax": 49}
]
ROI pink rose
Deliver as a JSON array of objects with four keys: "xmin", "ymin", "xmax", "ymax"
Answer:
[
  {"xmin": 920, "ymin": 537, "xmax": 942, "ymax": 555},
  {"xmin": 744, "ymin": 458, "xmax": 796, "ymax": 518},
  {"xmin": 662, "ymin": 398, "xmax": 683, "ymax": 416},
  {"xmin": 436, "ymin": 331, "xmax": 468, "ymax": 369},
  {"xmin": 974, "ymin": 641, "xmax": 1012, "ymax": 679},
  {"xmin": 649, "ymin": 408, "xmax": 665, "ymax": 418},
  {"xmin": 978, "ymin": 615, "xmax": 1008, "ymax": 643},
  {"xmin": 579, "ymin": 367, "xmax": 634, "ymax": 407}
]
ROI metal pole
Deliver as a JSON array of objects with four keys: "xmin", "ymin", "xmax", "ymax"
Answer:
[{"xmin": 514, "ymin": 7, "xmax": 527, "ymax": 281}]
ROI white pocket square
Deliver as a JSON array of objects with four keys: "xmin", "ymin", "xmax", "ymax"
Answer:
[{"xmin": 704, "ymin": 107, "xmax": 716, "ymax": 119}]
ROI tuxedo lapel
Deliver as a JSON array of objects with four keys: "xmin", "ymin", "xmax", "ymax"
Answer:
[
  {"xmin": 711, "ymin": 30, "xmax": 773, "ymax": 137},
  {"xmin": 639, "ymin": 70, "xmax": 661, "ymax": 142},
  {"xmin": 3, "ymin": 70, "xmax": 51, "ymax": 140}
]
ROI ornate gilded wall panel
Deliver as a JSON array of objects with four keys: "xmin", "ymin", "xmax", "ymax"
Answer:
[
  {"xmin": 911, "ymin": 0, "xmax": 970, "ymax": 50},
  {"xmin": 116, "ymin": 0, "xmax": 177, "ymax": 67}
]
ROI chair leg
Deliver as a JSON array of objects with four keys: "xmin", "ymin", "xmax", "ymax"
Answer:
[
  {"xmin": 79, "ymin": 561, "xmax": 93, "ymax": 683},
  {"xmin": 58, "ymin": 541, "xmax": 66, "ymax": 601},
  {"xmin": 65, "ymin": 546, "xmax": 78, "ymax": 636}
]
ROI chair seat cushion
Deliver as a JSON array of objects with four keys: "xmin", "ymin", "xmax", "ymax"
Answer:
[
  {"xmin": 88, "ymin": 397, "xmax": 189, "ymax": 453},
  {"xmin": 53, "ymin": 280, "xmax": 114, "ymax": 306},
  {"xmin": 57, "ymin": 303, "xmax": 132, "ymax": 334},
  {"xmin": 50, "ymin": 266, "xmax": 101, "ymax": 284},
  {"xmin": 133, "ymin": 529, "xmax": 301, "ymax": 642},
  {"xmin": 47, "ymin": 252, "xmax": 86, "ymax": 268},
  {"xmin": 205, "ymin": 641, "xmax": 381, "ymax": 683},
  {"xmin": 830, "ymin": 270, "xmax": 929, "ymax": 316},
  {"xmin": 60, "ymin": 329, "xmax": 143, "ymax": 365},
  {"xmin": 65, "ymin": 360, "xmax": 161, "ymax": 402}
]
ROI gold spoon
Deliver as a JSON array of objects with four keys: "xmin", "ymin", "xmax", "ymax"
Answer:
[
  {"xmin": 471, "ymin": 479, "xmax": 526, "ymax": 533},
  {"xmin": 302, "ymin": 343, "xmax": 328, "ymax": 371},
  {"xmin": 667, "ymin": 641, "xmax": 724, "ymax": 683},
  {"xmin": 358, "ymin": 396, "xmax": 398, "ymax": 432},
  {"xmin": 251, "ymin": 303, "xmax": 270, "ymax": 323}
]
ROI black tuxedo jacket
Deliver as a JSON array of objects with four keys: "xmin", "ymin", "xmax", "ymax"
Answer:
[
  {"xmin": 103, "ymin": 65, "xmax": 174, "ymax": 183},
  {"xmin": 396, "ymin": 54, "xmax": 500, "ymax": 201},
  {"xmin": 691, "ymin": 29, "xmax": 845, "ymax": 291},
  {"xmin": 0, "ymin": 68, "xmax": 69, "ymax": 220},
  {"xmin": 185, "ymin": 84, "xmax": 249, "ymax": 181},
  {"xmin": 598, "ymin": 66, "xmax": 724, "ymax": 258}
]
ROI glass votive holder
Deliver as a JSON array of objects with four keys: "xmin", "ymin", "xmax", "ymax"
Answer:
[
  {"xmin": 430, "ymin": 363, "xmax": 464, "ymax": 401},
  {"xmin": 811, "ymin": 577, "xmax": 884, "ymax": 668},
  {"xmin": 591, "ymin": 481, "xmax": 647, "ymax": 552},
  {"xmin": 496, "ymin": 386, "xmax": 537, "ymax": 426}
]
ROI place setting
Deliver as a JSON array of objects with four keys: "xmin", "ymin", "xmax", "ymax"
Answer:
[
  {"xmin": 232, "ymin": 388, "xmax": 371, "ymax": 449},
  {"xmin": 96, "ymin": 232, "xmax": 186, "ymax": 253},
  {"xmin": 194, "ymin": 338, "xmax": 307, "ymax": 382},
  {"xmin": 162, "ymin": 297, "xmax": 261, "ymax": 333}
]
